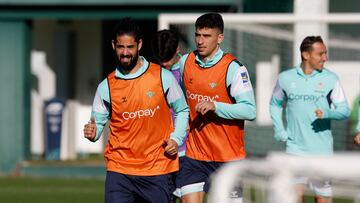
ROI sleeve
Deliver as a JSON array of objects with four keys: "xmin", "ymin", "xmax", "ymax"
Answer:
[
  {"xmin": 89, "ymin": 79, "xmax": 111, "ymax": 142},
  {"xmin": 178, "ymin": 54, "xmax": 189, "ymax": 88},
  {"xmin": 323, "ymin": 79, "xmax": 350, "ymax": 120},
  {"xmin": 269, "ymin": 78, "xmax": 288, "ymax": 142},
  {"xmin": 162, "ymin": 69, "xmax": 189, "ymax": 146},
  {"xmin": 213, "ymin": 61, "xmax": 256, "ymax": 120}
]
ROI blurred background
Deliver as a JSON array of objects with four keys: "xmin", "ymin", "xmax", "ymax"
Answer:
[{"xmin": 1, "ymin": 1, "xmax": 360, "ymax": 200}]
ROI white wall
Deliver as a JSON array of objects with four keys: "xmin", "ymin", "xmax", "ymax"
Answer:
[{"xmin": 256, "ymin": 55, "xmax": 280, "ymax": 125}]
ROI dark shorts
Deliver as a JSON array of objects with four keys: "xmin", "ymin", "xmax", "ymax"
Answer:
[
  {"xmin": 179, "ymin": 156, "xmax": 223, "ymax": 194},
  {"xmin": 172, "ymin": 156, "xmax": 186, "ymax": 197},
  {"xmin": 174, "ymin": 156, "xmax": 186, "ymax": 188},
  {"xmin": 179, "ymin": 156, "xmax": 243, "ymax": 198},
  {"xmin": 105, "ymin": 171, "xmax": 175, "ymax": 203}
]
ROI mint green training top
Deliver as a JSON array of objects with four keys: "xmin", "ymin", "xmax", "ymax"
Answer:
[{"xmin": 269, "ymin": 65, "xmax": 350, "ymax": 155}]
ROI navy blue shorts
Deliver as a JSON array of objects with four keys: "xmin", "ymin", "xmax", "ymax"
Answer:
[
  {"xmin": 105, "ymin": 171, "xmax": 175, "ymax": 203},
  {"xmin": 174, "ymin": 156, "xmax": 186, "ymax": 188},
  {"xmin": 178, "ymin": 156, "xmax": 223, "ymax": 195},
  {"xmin": 179, "ymin": 156, "xmax": 243, "ymax": 198},
  {"xmin": 172, "ymin": 156, "xmax": 186, "ymax": 197}
]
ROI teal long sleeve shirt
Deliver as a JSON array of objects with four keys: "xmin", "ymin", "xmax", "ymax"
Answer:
[{"xmin": 269, "ymin": 65, "xmax": 350, "ymax": 155}]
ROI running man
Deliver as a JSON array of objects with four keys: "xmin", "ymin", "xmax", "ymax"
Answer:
[
  {"xmin": 269, "ymin": 36, "xmax": 350, "ymax": 203},
  {"xmin": 179, "ymin": 13, "xmax": 256, "ymax": 203},
  {"xmin": 83, "ymin": 18, "xmax": 189, "ymax": 203}
]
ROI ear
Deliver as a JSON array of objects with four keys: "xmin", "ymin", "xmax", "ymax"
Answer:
[
  {"xmin": 302, "ymin": 51, "xmax": 310, "ymax": 61},
  {"xmin": 111, "ymin": 40, "xmax": 115, "ymax": 50},
  {"xmin": 217, "ymin": 33, "xmax": 224, "ymax": 44},
  {"xmin": 138, "ymin": 39, "xmax": 143, "ymax": 51},
  {"xmin": 176, "ymin": 45, "xmax": 180, "ymax": 54}
]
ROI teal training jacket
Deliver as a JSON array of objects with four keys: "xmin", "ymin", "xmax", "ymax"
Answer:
[{"xmin": 269, "ymin": 65, "xmax": 350, "ymax": 155}]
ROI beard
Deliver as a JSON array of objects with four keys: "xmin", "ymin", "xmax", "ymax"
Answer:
[{"xmin": 117, "ymin": 53, "xmax": 139, "ymax": 72}]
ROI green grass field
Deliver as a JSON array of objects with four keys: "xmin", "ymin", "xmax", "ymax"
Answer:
[
  {"xmin": 0, "ymin": 176, "xmax": 104, "ymax": 203},
  {"xmin": 0, "ymin": 176, "xmax": 355, "ymax": 203}
]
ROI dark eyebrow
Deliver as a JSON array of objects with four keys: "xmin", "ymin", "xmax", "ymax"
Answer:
[
  {"xmin": 116, "ymin": 44, "xmax": 135, "ymax": 48},
  {"xmin": 195, "ymin": 32, "xmax": 211, "ymax": 37}
]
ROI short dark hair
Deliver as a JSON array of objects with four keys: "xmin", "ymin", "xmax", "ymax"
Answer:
[
  {"xmin": 195, "ymin": 13, "xmax": 224, "ymax": 33},
  {"xmin": 300, "ymin": 36, "xmax": 324, "ymax": 60},
  {"xmin": 151, "ymin": 29, "xmax": 179, "ymax": 63},
  {"xmin": 112, "ymin": 17, "xmax": 141, "ymax": 43}
]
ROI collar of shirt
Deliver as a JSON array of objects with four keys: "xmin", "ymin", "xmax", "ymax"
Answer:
[
  {"xmin": 115, "ymin": 56, "xmax": 148, "ymax": 79},
  {"xmin": 195, "ymin": 48, "xmax": 224, "ymax": 68},
  {"xmin": 295, "ymin": 63, "xmax": 321, "ymax": 78}
]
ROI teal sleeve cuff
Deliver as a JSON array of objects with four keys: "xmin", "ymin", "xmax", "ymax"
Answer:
[
  {"xmin": 323, "ymin": 104, "xmax": 350, "ymax": 120},
  {"xmin": 93, "ymin": 125, "xmax": 104, "ymax": 142},
  {"xmin": 322, "ymin": 109, "xmax": 329, "ymax": 118},
  {"xmin": 274, "ymin": 130, "xmax": 288, "ymax": 142},
  {"xmin": 213, "ymin": 97, "xmax": 256, "ymax": 120},
  {"xmin": 90, "ymin": 111, "xmax": 109, "ymax": 142},
  {"xmin": 170, "ymin": 108, "xmax": 189, "ymax": 146},
  {"xmin": 170, "ymin": 135, "xmax": 181, "ymax": 146}
]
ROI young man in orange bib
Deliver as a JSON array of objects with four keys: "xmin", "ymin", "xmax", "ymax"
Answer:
[
  {"xmin": 178, "ymin": 13, "xmax": 256, "ymax": 203},
  {"xmin": 83, "ymin": 18, "xmax": 189, "ymax": 203}
]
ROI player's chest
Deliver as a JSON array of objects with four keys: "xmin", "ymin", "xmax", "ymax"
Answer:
[{"xmin": 284, "ymin": 77, "xmax": 331, "ymax": 98}]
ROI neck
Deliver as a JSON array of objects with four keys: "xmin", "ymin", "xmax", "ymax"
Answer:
[
  {"xmin": 300, "ymin": 62, "xmax": 314, "ymax": 75},
  {"xmin": 200, "ymin": 45, "xmax": 220, "ymax": 62}
]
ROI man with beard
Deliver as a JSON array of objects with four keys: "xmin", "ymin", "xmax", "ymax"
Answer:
[{"xmin": 83, "ymin": 17, "xmax": 189, "ymax": 203}]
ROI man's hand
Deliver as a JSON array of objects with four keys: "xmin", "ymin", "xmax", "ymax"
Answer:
[
  {"xmin": 164, "ymin": 139, "xmax": 178, "ymax": 156},
  {"xmin": 315, "ymin": 109, "xmax": 324, "ymax": 119},
  {"xmin": 195, "ymin": 101, "xmax": 215, "ymax": 115},
  {"xmin": 354, "ymin": 133, "xmax": 360, "ymax": 146},
  {"xmin": 84, "ymin": 116, "xmax": 97, "ymax": 141}
]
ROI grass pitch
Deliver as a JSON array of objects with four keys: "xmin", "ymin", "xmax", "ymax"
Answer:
[
  {"xmin": 0, "ymin": 176, "xmax": 354, "ymax": 203},
  {"xmin": 0, "ymin": 176, "xmax": 104, "ymax": 203}
]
